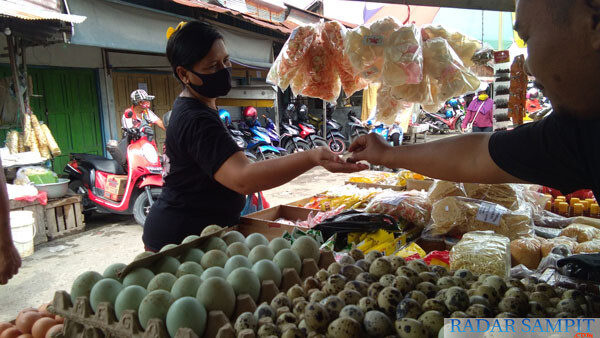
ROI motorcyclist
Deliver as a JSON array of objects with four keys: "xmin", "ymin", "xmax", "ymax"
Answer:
[
  {"xmin": 122, "ymin": 89, "xmax": 166, "ymax": 131},
  {"xmin": 239, "ymin": 106, "xmax": 260, "ymax": 130}
]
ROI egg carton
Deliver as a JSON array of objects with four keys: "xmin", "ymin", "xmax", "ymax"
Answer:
[{"xmin": 49, "ymin": 251, "xmax": 336, "ymax": 338}]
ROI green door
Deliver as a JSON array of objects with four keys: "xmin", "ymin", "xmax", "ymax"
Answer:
[{"xmin": 0, "ymin": 67, "xmax": 104, "ymax": 173}]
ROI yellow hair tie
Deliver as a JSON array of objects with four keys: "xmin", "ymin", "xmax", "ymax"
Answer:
[{"xmin": 166, "ymin": 21, "xmax": 187, "ymax": 39}]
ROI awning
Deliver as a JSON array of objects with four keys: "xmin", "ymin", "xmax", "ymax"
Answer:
[
  {"xmin": 67, "ymin": 0, "xmax": 274, "ymax": 68},
  {"xmin": 0, "ymin": 0, "xmax": 86, "ymax": 23}
]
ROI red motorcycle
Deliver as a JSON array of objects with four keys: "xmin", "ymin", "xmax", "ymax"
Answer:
[
  {"xmin": 64, "ymin": 115, "xmax": 163, "ymax": 226},
  {"xmin": 422, "ymin": 108, "xmax": 465, "ymax": 134}
]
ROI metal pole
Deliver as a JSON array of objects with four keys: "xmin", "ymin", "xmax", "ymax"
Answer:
[
  {"xmin": 6, "ymin": 35, "xmax": 26, "ymax": 127},
  {"xmin": 21, "ymin": 44, "xmax": 29, "ymax": 110},
  {"xmin": 322, "ymin": 101, "xmax": 327, "ymax": 139},
  {"xmin": 498, "ymin": 12, "xmax": 503, "ymax": 51},
  {"xmin": 274, "ymin": 89, "xmax": 280, "ymax": 134}
]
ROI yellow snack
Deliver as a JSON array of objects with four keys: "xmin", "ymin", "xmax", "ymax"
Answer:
[
  {"xmin": 450, "ymin": 231, "xmax": 511, "ymax": 278},
  {"xmin": 41, "ymin": 124, "xmax": 61, "ymax": 156},
  {"xmin": 395, "ymin": 242, "xmax": 426, "ymax": 259}
]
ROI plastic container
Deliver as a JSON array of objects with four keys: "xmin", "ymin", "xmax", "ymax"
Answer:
[
  {"xmin": 10, "ymin": 210, "xmax": 36, "ymax": 258},
  {"xmin": 572, "ymin": 203, "xmax": 584, "ymax": 217},
  {"xmin": 35, "ymin": 178, "xmax": 70, "ymax": 199}
]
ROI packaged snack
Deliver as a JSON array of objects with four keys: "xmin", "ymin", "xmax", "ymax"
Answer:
[
  {"xmin": 365, "ymin": 190, "xmax": 432, "ymax": 228},
  {"xmin": 422, "ymin": 25, "xmax": 482, "ymax": 67},
  {"xmin": 559, "ymin": 223, "xmax": 600, "ymax": 243},
  {"xmin": 14, "ymin": 166, "xmax": 58, "ymax": 185},
  {"xmin": 422, "ymin": 38, "xmax": 480, "ymax": 104},
  {"xmin": 510, "ymin": 237, "xmax": 543, "ymax": 269},
  {"xmin": 344, "ymin": 25, "xmax": 385, "ymax": 82},
  {"xmin": 23, "ymin": 113, "xmax": 33, "ymax": 148},
  {"xmin": 5, "ymin": 130, "xmax": 19, "ymax": 154},
  {"xmin": 463, "ymin": 183, "xmax": 521, "ymax": 211},
  {"xmin": 427, "ymin": 180, "xmax": 466, "ymax": 204},
  {"xmin": 375, "ymin": 85, "xmax": 411, "ymax": 124},
  {"xmin": 268, "ymin": 25, "xmax": 318, "ymax": 90},
  {"xmin": 428, "ymin": 197, "xmax": 533, "ymax": 240},
  {"xmin": 297, "ymin": 38, "xmax": 342, "ymax": 103},
  {"xmin": 540, "ymin": 236, "xmax": 577, "ymax": 257},
  {"xmin": 382, "ymin": 24, "xmax": 423, "ymax": 86},
  {"xmin": 450, "ymin": 231, "xmax": 511, "ymax": 278},
  {"xmin": 574, "ymin": 239, "xmax": 600, "ymax": 254},
  {"xmin": 391, "ymin": 75, "xmax": 434, "ymax": 104},
  {"xmin": 41, "ymin": 124, "xmax": 61, "ymax": 156}
]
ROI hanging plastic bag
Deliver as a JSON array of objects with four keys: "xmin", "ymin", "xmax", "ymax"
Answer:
[
  {"xmin": 422, "ymin": 38, "xmax": 480, "ymax": 105},
  {"xmin": 344, "ymin": 20, "xmax": 394, "ymax": 82},
  {"xmin": 390, "ymin": 75, "xmax": 434, "ymax": 105},
  {"xmin": 267, "ymin": 25, "xmax": 318, "ymax": 90},
  {"xmin": 382, "ymin": 24, "xmax": 423, "ymax": 87},
  {"xmin": 422, "ymin": 25, "xmax": 482, "ymax": 67},
  {"xmin": 375, "ymin": 85, "xmax": 411, "ymax": 125}
]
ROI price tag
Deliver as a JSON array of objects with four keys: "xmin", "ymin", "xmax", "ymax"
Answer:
[
  {"xmin": 475, "ymin": 202, "xmax": 505, "ymax": 225},
  {"xmin": 364, "ymin": 35, "xmax": 384, "ymax": 46}
]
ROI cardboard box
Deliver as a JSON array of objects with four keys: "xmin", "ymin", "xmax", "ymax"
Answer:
[
  {"xmin": 345, "ymin": 181, "xmax": 406, "ymax": 191},
  {"xmin": 239, "ymin": 205, "xmax": 314, "ymax": 240},
  {"xmin": 103, "ymin": 191, "xmax": 124, "ymax": 201},
  {"xmin": 105, "ymin": 175, "xmax": 127, "ymax": 195}
]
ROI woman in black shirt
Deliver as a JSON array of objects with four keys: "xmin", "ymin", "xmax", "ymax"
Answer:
[{"xmin": 142, "ymin": 21, "xmax": 366, "ymax": 251}]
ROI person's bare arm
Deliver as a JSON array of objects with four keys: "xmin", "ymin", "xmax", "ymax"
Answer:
[
  {"xmin": 349, "ymin": 133, "xmax": 528, "ymax": 184},
  {"xmin": 214, "ymin": 148, "xmax": 368, "ymax": 195},
  {"xmin": 155, "ymin": 120, "xmax": 166, "ymax": 131},
  {"xmin": 0, "ymin": 159, "xmax": 21, "ymax": 284}
]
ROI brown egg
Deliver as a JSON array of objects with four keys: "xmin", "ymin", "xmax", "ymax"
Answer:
[
  {"xmin": 44, "ymin": 324, "xmax": 62, "ymax": 338},
  {"xmin": 16, "ymin": 312, "xmax": 43, "ymax": 334},
  {"xmin": 0, "ymin": 323, "xmax": 13, "ymax": 334},
  {"xmin": 0, "ymin": 328, "xmax": 22, "ymax": 338},
  {"xmin": 17, "ymin": 334, "xmax": 33, "ymax": 338},
  {"xmin": 51, "ymin": 317, "xmax": 63, "ymax": 325},
  {"xmin": 31, "ymin": 318, "xmax": 56, "ymax": 338},
  {"xmin": 36, "ymin": 305, "xmax": 53, "ymax": 319}
]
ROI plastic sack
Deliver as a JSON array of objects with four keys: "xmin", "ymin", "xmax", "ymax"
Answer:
[
  {"xmin": 427, "ymin": 180, "xmax": 466, "ymax": 204},
  {"xmin": 267, "ymin": 25, "xmax": 318, "ymax": 91},
  {"xmin": 395, "ymin": 242, "xmax": 426, "ymax": 259},
  {"xmin": 463, "ymin": 183, "xmax": 521, "ymax": 211},
  {"xmin": 391, "ymin": 75, "xmax": 434, "ymax": 104},
  {"xmin": 14, "ymin": 166, "xmax": 58, "ymax": 185},
  {"xmin": 559, "ymin": 223, "xmax": 600, "ymax": 243},
  {"xmin": 365, "ymin": 190, "xmax": 432, "ymax": 228},
  {"xmin": 297, "ymin": 38, "xmax": 342, "ymax": 103},
  {"xmin": 421, "ymin": 25, "xmax": 482, "ymax": 67},
  {"xmin": 423, "ymin": 250, "xmax": 450, "ymax": 268},
  {"xmin": 422, "ymin": 38, "xmax": 480, "ymax": 105},
  {"xmin": 510, "ymin": 237, "xmax": 543, "ymax": 269},
  {"xmin": 574, "ymin": 239, "xmax": 600, "ymax": 254},
  {"xmin": 322, "ymin": 21, "xmax": 368, "ymax": 97},
  {"xmin": 5, "ymin": 131, "xmax": 19, "ymax": 154},
  {"xmin": 540, "ymin": 236, "xmax": 577, "ymax": 257},
  {"xmin": 450, "ymin": 231, "xmax": 511, "ymax": 278},
  {"xmin": 382, "ymin": 24, "xmax": 423, "ymax": 87},
  {"xmin": 375, "ymin": 85, "xmax": 411, "ymax": 125},
  {"xmin": 428, "ymin": 196, "xmax": 533, "ymax": 240}
]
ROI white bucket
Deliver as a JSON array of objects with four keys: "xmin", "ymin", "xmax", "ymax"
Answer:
[{"xmin": 10, "ymin": 210, "xmax": 36, "ymax": 258}]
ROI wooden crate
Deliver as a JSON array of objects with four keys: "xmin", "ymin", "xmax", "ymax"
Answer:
[
  {"xmin": 45, "ymin": 195, "xmax": 86, "ymax": 240},
  {"xmin": 9, "ymin": 199, "xmax": 47, "ymax": 245}
]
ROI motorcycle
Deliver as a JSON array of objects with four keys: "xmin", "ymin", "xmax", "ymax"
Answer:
[
  {"xmin": 289, "ymin": 105, "xmax": 328, "ymax": 149},
  {"xmin": 370, "ymin": 122, "xmax": 403, "ymax": 147},
  {"xmin": 263, "ymin": 114, "xmax": 309, "ymax": 154},
  {"xmin": 64, "ymin": 113, "xmax": 163, "ymax": 226},
  {"xmin": 228, "ymin": 126, "xmax": 258, "ymax": 162},
  {"xmin": 239, "ymin": 123, "xmax": 282, "ymax": 161},
  {"xmin": 307, "ymin": 104, "xmax": 348, "ymax": 154},
  {"xmin": 346, "ymin": 111, "xmax": 369, "ymax": 144},
  {"xmin": 422, "ymin": 106, "xmax": 464, "ymax": 134}
]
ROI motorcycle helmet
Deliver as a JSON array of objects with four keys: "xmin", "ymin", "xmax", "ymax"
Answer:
[
  {"xmin": 243, "ymin": 106, "xmax": 258, "ymax": 126},
  {"xmin": 448, "ymin": 98, "xmax": 459, "ymax": 108},
  {"xmin": 326, "ymin": 103, "xmax": 336, "ymax": 116},
  {"xmin": 219, "ymin": 109, "xmax": 231, "ymax": 127},
  {"xmin": 297, "ymin": 105, "xmax": 308, "ymax": 122},
  {"xmin": 284, "ymin": 103, "xmax": 295, "ymax": 120}
]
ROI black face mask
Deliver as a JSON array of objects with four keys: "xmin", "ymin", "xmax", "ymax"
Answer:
[{"xmin": 187, "ymin": 67, "xmax": 232, "ymax": 98}]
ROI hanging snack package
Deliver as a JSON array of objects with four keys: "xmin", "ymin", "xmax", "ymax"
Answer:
[
  {"xmin": 5, "ymin": 131, "xmax": 19, "ymax": 154},
  {"xmin": 267, "ymin": 25, "xmax": 318, "ymax": 90},
  {"xmin": 322, "ymin": 21, "xmax": 367, "ymax": 97},
  {"xmin": 297, "ymin": 38, "xmax": 342, "ymax": 103},
  {"xmin": 463, "ymin": 183, "xmax": 521, "ymax": 210},
  {"xmin": 375, "ymin": 85, "xmax": 411, "ymax": 125},
  {"xmin": 427, "ymin": 180, "xmax": 466, "ymax": 204},
  {"xmin": 382, "ymin": 24, "xmax": 423, "ymax": 87},
  {"xmin": 450, "ymin": 231, "xmax": 511, "ymax": 278},
  {"xmin": 41, "ymin": 124, "xmax": 61, "ymax": 156},
  {"xmin": 422, "ymin": 25, "xmax": 482, "ymax": 67},
  {"xmin": 427, "ymin": 196, "xmax": 533, "ymax": 240},
  {"xmin": 23, "ymin": 114, "xmax": 33, "ymax": 148},
  {"xmin": 422, "ymin": 38, "xmax": 480, "ymax": 104},
  {"xmin": 344, "ymin": 17, "xmax": 400, "ymax": 82},
  {"xmin": 365, "ymin": 190, "xmax": 432, "ymax": 228},
  {"xmin": 17, "ymin": 132, "xmax": 25, "ymax": 153},
  {"xmin": 391, "ymin": 74, "xmax": 434, "ymax": 104}
]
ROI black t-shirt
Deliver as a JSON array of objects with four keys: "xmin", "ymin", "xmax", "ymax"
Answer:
[
  {"xmin": 142, "ymin": 97, "xmax": 245, "ymax": 250},
  {"xmin": 489, "ymin": 112, "xmax": 600, "ymax": 199}
]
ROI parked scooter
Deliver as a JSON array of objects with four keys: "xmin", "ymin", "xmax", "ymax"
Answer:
[
  {"xmin": 346, "ymin": 111, "xmax": 369, "ymax": 144},
  {"xmin": 241, "ymin": 107, "xmax": 282, "ymax": 160},
  {"xmin": 64, "ymin": 112, "xmax": 163, "ymax": 226},
  {"xmin": 307, "ymin": 103, "xmax": 348, "ymax": 154},
  {"xmin": 369, "ymin": 121, "xmax": 403, "ymax": 147},
  {"xmin": 263, "ymin": 112, "xmax": 309, "ymax": 154},
  {"xmin": 219, "ymin": 109, "xmax": 257, "ymax": 162},
  {"xmin": 291, "ymin": 104, "xmax": 328, "ymax": 149},
  {"xmin": 422, "ymin": 103, "xmax": 464, "ymax": 134}
]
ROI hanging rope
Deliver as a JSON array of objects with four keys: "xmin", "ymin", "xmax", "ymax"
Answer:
[
  {"xmin": 403, "ymin": 2, "xmax": 411, "ymax": 24},
  {"xmin": 481, "ymin": 10, "xmax": 485, "ymax": 44}
]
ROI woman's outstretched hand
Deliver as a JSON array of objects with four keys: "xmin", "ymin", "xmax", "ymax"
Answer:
[{"xmin": 312, "ymin": 147, "xmax": 368, "ymax": 173}]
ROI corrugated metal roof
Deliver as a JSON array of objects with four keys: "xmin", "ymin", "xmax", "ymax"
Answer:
[
  {"xmin": 0, "ymin": 0, "xmax": 86, "ymax": 23},
  {"xmin": 172, "ymin": 0, "xmax": 291, "ymax": 35}
]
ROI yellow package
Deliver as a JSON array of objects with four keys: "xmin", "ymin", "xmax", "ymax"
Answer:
[
  {"xmin": 357, "ymin": 229, "xmax": 395, "ymax": 253},
  {"xmin": 395, "ymin": 242, "xmax": 426, "ymax": 259}
]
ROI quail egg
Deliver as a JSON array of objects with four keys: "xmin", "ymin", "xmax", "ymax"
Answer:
[
  {"xmin": 315, "ymin": 270, "xmax": 329, "ymax": 283},
  {"xmin": 418, "ymin": 272, "xmax": 438, "ymax": 284},
  {"xmin": 392, "ymin": 276, "xmax": 414, "ymax": 294},
  {"xmin": 453, "ymin": 269, "xmax": 475, "ymax": 281},
  {"xmin": 469, "ymin": 296, "xmax": 490, "ymax": 308},
  {"xmin": 422, "ymin": 299, "xmax": 448, "ymax": 315},
  {"xmin": 327, "ymin": 317, "xmax": 361, "ymax": 338},
  {"xmin": 337, "ymin": 290, "xmax": 361, "ymax": 305},
  {"xmin": 380, "ymin": 274, "xmax": 397, "ymax": 287},
  {"xmin": 328, "ymin": 263, "xmax": 342, "ymax": 275},
  {"xmin": 504, "ymin": 288, "xmax": 528, "ymax": 305},
  {"xmin": 364, "ymin": 310, "xmax": 394, "ymax": 338},
  {"xmin": 272, "ymin": 293, "xmax": 293, "ymax": 310},
  {"xmin": 557, "ymin": 299, "xmax": 583, "ymax": 316},
  {"xmin": 430, "ymin": 265, "xmax": 448, "ymax": 277},
  {"xmin": 534, "ymin": 283, "xmax": 557, "ymax": 298},
  {"xmin": 310, "ymin": 291, "xmax": 327, "ymax": 303},
  {"xmin": 340, "ymin": 265, "xmax": 363, "ymax": 281},
  {"xmin": 288, "ymin": 285, "xmax": 306, "ymax": 300},
  {"xmin": 339, "ymin": 255, "xmax": 356, "ymax": 266},
  {"xmin": 528, "ymin": 301, "xmax": 547, "ymax": 318},
  {"xmin": 258, "ymin": 323, "xmax": 279, "ymax": 338},
  {"xmin": 474, "ymin": 285, "xmax": 500, "ymax": 305},
  {"xmin": 396, "ymin": 266, "xmax": 422, "ymax": 285},
  {"xmin": 345, "ymin": 280, "xmax": 369, "ymax": 296},
  {"xmin": 368, "ymin": 282, "xmax": 386, "ymax": 299},
  {"xmin": 365, "ymin": 251, "xmax": 383, "ymax": 263},
  {"xmin": 349, "ymin": 249, "xmax": 364, "ymax": 262},
  {"xmin": 255, "ymin": 303, "xmax": 277, "ymax": 321},
  {"xmin": 482, "ymin": 276, "xmax": 507, "ymax": 294},
  {"xmin": 377, "ymin": 287, "xmax": 403, "ymax": 315},
  {"xmin": 465, "ymin": 304, "xmax": 494, "ymax": 318},
  {"xmin": 406, "ymin": 260, "xmax": 429, "ymax": 273},
  {"xmin": 355, "ymin": 260, "xmax": 371, "ymax": 272},
  {"xmin": 370, "ymin": 258, "xmax": 393, "ymax": 277},
  {"xmin": 436, "ymin": 276, "xmax": 457, "ymax": 289},
  {"xmin": 339, "ymin": 305, "xmax": 364, "ymax": 323},
  {"xmin": 304, "ymin": 277, "xmax": 321, "ymax": 292},
  {"xmin": 388, "ymin": 256, "xmax": 407, "ymax": 270},
  {"xmin": 394, "ymin": 318, "xmax": 428, "ymax": 338},
  {"xmin": 359, "ymin": 297, "xmax": 379, "ymax": 313},
  {"xmin": 416, "ymin": 282, "xmax": 440, "ymax": 298},
  {"xmin": 321, "ymin": 296, "xmax": 346, "ymax": 318},
  {"xmin": 304, "ymin": 302, "xmax": 330, "ymax": 332},
  {"xmin": 294, "ymin": 300, "xmax": 309, "ymax": 317},
  {"xmin": 235, "ymin": 312, "xmax": 258, "ymax": 333},
  {"xmin": 396, "ymin": 298, "xmax": 423, "ymax": 319},
  {"xmin": 418, "ymin": 311, "xmax": 444, "ymax": 337},
  {"xmin": 277, "ymin": 312, "xmax": 298, "ymax": 326},
  {"xmin": 444, "ymin": 287, "xmax": 469, "ymax": 312},
  {"xmin": 357, "ymin": 272, "xmax": 378, "ymax": 284},
  {"xmin": 498, "ymin": 297, "xmax": 529, "ymax": 316}
]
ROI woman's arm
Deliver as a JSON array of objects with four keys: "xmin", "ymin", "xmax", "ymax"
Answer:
[
  {"xmin": 0, "ymin": 159, "xmax": 21, "ymax": 284},
  {"xmin": 462, "ymin": 109, "xmax": 474, "ymax": 129},
  {"xmin": 214, "ymin": 148, "xmax": 367, "ymax": 195}
]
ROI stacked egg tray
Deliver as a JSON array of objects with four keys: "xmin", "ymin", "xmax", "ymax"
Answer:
[{"xmin": 48, "ymin": 237, "xmax": 336, "ymax": 338}]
